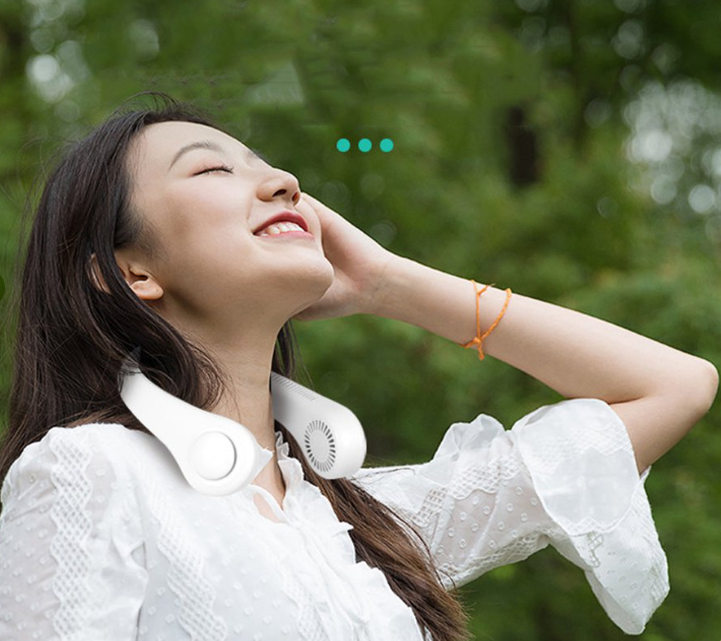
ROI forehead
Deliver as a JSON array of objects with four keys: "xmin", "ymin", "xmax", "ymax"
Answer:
[{"xmin": 129, "ymin": 121, "xmax": 247, "ymax": 169}]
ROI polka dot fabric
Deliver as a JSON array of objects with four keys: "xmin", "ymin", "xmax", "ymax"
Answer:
[
  {"xmin": 0, "ymin": 425, "xmax": 146, "ymax": 640},
  {"xmin": 0, "ymin": 398, "xmax": 669, "ymax": 639}
]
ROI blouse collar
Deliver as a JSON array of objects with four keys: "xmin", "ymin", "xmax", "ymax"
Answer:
[{"xmin": 273, "ymin": 428, "xmax": 305, "ymax": 490}]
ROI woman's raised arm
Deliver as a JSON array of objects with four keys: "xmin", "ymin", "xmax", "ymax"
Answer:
[{"xmin": 368, "ymin": 255, "xmax": 719, "ymax": 475}]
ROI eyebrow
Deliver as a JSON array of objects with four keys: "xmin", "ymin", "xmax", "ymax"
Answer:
[{"xmin": 167, "ymin": 140, "xmax": 268, "ymax": 171}]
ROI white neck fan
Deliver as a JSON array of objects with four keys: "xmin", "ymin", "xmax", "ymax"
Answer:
[{"xmin": 117, "ymin": 348, "xmax": 367, "ymax": 496}]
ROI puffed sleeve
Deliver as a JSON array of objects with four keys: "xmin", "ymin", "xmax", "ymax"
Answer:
[
  {"xmin": 0, "ymin": 425, "xmax": 148, "ymax": 640},
  {"xmin": 350, "ymin": 398, "xmax": 670, "ymax": 635}
]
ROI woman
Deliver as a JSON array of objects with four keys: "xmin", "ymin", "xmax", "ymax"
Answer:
[{"xmin": 0, "ymin": 92, "xmax": 716, "ymax": 641}]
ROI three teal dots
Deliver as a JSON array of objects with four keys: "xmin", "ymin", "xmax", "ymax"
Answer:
[{"xmin": 336, "ymin": 138, "xmax": 394, "ymax": 153}]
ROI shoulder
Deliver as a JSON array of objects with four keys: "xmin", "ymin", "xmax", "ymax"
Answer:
[
  {"xmin": 25, "ymin": 421, "xmax": 155, "ymax": 463},
  {"xmin": 3, "ymin": 422, "xmax": 161, "ymax": 502}
]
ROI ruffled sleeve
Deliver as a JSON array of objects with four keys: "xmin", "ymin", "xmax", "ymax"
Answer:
[
  {"xmin": 349, "ymin": 398, "xmax": 669, "ymax": 635},
  {"xmin": 0, "ymin": 424, "xmax": 148, "ymax": 640}
]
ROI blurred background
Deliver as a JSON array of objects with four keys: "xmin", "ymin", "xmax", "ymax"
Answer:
[{"xmin": 1, "ymin": 0, "xmax": 720, "ymax": 639}]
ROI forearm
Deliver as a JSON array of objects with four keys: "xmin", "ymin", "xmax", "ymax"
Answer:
[{"xmin": 370, "ymin": 255, "xmax": 715, "ymax": 404}]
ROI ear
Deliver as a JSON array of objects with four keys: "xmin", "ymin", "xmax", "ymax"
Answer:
[{"xmin": 89, "ymin": 251, "xmax": 164, "ymax": 302}]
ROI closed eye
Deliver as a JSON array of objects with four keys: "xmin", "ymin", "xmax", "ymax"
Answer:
[{"xmin": 195, "ymin": 164, "xmax": 235, "ymax": 175}]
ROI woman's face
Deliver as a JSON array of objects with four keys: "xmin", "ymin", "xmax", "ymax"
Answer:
[{"xmin": 122, "ymin": 120, "xmax": 333, "ymax": 332}]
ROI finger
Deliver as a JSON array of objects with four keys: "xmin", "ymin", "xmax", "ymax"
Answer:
[
  {"xmin": 301, "ymin": 194, "xmax": 346, "ymax": 224},
  {"xmin": 296, "ymin": 199, "xmax": 316, "ymax": 219},
  {"xmin": 300, "ymin": 193, "xmax": 330, "ymax": 213}
]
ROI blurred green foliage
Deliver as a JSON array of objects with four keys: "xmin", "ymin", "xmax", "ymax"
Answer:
[{"xmin": 1, "ymin": 0, "xmax": 720, "ymax": 638}]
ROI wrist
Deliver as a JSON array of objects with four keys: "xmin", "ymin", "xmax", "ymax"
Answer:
[
  {"xmin": 365, "ymin": 255, "xmax": 509, "ymax": 353},
  {"xmin": 364, "ymin": 254, "xmax": 414, "ymax": 318}
]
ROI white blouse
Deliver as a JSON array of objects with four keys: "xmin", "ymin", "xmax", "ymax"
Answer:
[{"xmin": 0, "ymin": 397, "xmax": 669, "ymax": 640}]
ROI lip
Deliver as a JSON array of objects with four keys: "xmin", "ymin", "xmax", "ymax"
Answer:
[{"xmin": 253, "ymin": 210, "xmax": 309, "ymax": 235}]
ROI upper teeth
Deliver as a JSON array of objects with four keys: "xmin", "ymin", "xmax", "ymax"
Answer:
[{"xmin": 257, "ymin": 221, "xmax": 304, "ymax": 236}]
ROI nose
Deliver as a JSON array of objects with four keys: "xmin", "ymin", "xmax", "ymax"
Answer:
[{"xmin": 259, "ymin": 168, "xmax": 302, "ymax": 207}]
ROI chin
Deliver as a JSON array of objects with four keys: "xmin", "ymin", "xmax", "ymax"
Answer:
[
  {"xmin": 320, "ymin": 258, "xmax": 335, "ymax": 283},
  {"xmin": 311, "ymin": 259, "xmax": 334, "ymax": 289},
  {"xmin": 309, "ymin": 251, "xmax": 334, "ymax": 272},
  {"xmin": 292, "ymin": 255, "xmax": 334, "ymax": 283}
]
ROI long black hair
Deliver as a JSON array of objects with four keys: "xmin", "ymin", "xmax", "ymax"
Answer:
[{"xmin": 0, "ymin": 92, "xmax": 473, "ymax": 641}]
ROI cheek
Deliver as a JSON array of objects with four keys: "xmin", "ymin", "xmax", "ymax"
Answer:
[
  {"xmin": 158, "ymin": 231, "xmax": 261, "ymax": 305},
  {"xmin": 163, "ymin": 223, "xmax": 257, "ymax": 283},
  {"xmin": 163, "ymin": 188, "xmax": 249, "ymax": 247}
]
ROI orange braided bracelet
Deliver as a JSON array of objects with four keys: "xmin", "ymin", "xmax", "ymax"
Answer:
[{"xmin": 458, "ymin": 280, "xmax": 512, "ymax": 360}]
